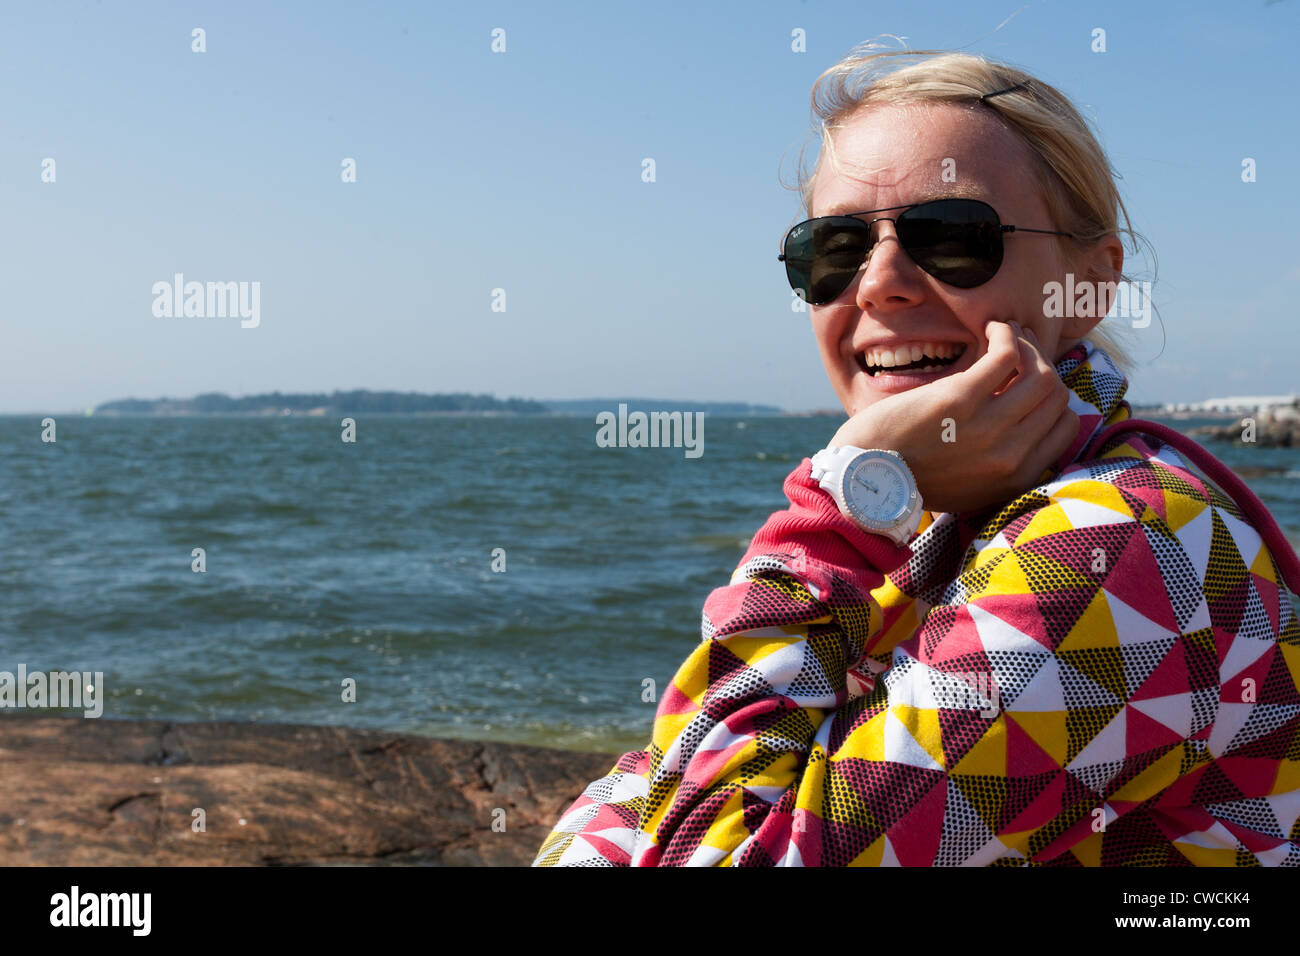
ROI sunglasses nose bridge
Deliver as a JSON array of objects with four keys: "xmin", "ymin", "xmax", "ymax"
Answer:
[
  {"xmin": 856, "ymin": 215, "xmax": 903, "ymax": 270},
  {"xmin": 851, "ymin": 214, "xmax": 942, "ymax": 305}
]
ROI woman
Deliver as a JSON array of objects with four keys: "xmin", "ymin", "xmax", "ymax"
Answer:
[{"xmin": 534, "ymin": 47, "xmax": 1300, "ymax": 866}]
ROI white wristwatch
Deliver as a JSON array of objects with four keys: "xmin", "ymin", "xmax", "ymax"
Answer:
[{"xmin": 810, "ymin": 446, "xmax": 923, "ymax": 546}]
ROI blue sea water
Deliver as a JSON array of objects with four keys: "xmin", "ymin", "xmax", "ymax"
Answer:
[{"xmin": 0, "ymin": 413, "xmax": 1296, "ymax": 754}]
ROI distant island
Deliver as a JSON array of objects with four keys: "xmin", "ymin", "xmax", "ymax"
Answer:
[
  {"xmin": 540, "ymin": 398, "xmax": 783, "ymax": 416},
  {"xmin": 95, "ymin": 391, "xmax": 548, "ymax": 416},
  {"xmin": 92, "ymin": 392, "xmax": 787, "ymax": 417}
]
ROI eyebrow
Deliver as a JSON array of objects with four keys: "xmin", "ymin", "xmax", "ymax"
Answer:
[{"xmin": 818, "ymin": 187, "xmax": 988, "ymax": 217}]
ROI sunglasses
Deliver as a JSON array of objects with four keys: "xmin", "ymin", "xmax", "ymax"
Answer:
[{"xmin": 778, "ymin": 198, "xmax": 1074, "ymax": 305}]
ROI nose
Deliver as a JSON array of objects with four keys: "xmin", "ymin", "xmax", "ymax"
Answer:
[{"xmin": 853, "ymin": 218, "xmax": 927, "ymax": 312}]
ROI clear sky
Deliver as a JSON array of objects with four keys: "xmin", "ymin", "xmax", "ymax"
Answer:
[{"xmin": 3, "ymin": 0, "xmax": 1296, "ymax": 413}]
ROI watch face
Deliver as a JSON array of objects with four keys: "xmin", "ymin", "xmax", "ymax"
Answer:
[{"xmin": 843, "ymin": 454, "xmax": 911, "ymax": 527}]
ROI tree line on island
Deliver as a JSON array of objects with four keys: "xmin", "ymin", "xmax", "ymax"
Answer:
[
  {"xmin": 94, "ymin": 391, "xmax": 784, "ymax": 416},
  {"xmin": 97, "ymin": 391, "xmax": 548, "ymax": 415}
]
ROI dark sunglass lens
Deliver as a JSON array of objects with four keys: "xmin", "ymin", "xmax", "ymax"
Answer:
[
  {"xmin": 783, "ymin": 218, "xmax": 869, "ymax": 305},
  {"xmin": 898, "ymin": 200, "xmax": 1003, "ymax": 288}
]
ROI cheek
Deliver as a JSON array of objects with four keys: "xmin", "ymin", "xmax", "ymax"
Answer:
[
  {"xmin": 948, "ymin": 260, "xmax": 1060, "ymax": 335},
  {"xmin": 810, "ymin": 309, "xmax": 848, "ymax": 360},
  {"xmin": 809, "ymin": 312, "xmax": 858, "ymax": 401},
  {"xmin": 1014, "ymin": 247, "xmax": 1071, "ymax": 324},
  {"xmin": 939, "ymin": 289, "xmax": 1011, "ymax": 339}
]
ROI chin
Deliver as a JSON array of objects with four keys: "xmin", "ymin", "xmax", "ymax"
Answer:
[{"xmin": 842, "ymin": 391, "xmax": 876, "ymax": 417}]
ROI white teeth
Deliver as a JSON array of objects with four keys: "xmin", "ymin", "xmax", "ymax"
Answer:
[{"xmin": 861, "ymin": 341, "xmax": 966, "ymax": 373}]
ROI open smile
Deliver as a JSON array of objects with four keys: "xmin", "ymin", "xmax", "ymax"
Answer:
[{"xmin": 853, "ymin": 341, "xmax": 972, "ymax": 394}]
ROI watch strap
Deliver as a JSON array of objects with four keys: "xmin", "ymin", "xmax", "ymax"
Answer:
[{"xmin": 810, "ymin": 445, "xmax": 922, "ymax": 545}]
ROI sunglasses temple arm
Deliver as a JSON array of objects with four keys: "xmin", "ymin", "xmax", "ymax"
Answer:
[{"xmin": 1003, "ymin": 225, "xmax": 1075, "ymax": 238}]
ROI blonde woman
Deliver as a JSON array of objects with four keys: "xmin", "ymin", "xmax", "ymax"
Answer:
[{"xmin": 534, "ymin": 47, "xmax": 1300, "ymax": 867}]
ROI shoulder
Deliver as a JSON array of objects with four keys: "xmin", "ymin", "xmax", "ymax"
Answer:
[
  {"xmin": 1060, "ymin": 429, "xmax": 1274, "ymax": 585},
  {"xmin": 961, "ymin": 428, "xmax": 1290, "ymax": 644}
]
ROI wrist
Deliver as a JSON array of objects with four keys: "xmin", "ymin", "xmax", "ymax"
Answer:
[
  {"xmin": 740, "ymin": 459, "xmax": 912, "ymax": 584},
  {"xmin": 809, "ymin": 446, "xmax": 923, "ymax": 547},
  {"xmin": 829, "ymin": 412, "xmax": 891, "ymax": 456}
]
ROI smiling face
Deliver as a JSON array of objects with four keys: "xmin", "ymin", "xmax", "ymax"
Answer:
[{"xmin": 807, "ymin": 101, "xmax": 1105, "ymax": 416}]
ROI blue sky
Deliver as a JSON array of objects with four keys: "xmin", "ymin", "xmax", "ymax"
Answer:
[{"xmin": 3, "ymin": 0, "xmax": 1296, "ymax": 412}]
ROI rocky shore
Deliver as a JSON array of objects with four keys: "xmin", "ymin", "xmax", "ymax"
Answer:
[
  {"xmin": 1187, "ymin": 404, "xmax": 1300, "ymax": 447},
  {"xmin": 0, "ymin": 716, "xmax": 618, "ymax": 866}
]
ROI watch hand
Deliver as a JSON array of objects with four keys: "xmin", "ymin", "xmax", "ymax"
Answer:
[{"xmin": 854, "ymin": 475, "xmax": 879, "ymax": 495}]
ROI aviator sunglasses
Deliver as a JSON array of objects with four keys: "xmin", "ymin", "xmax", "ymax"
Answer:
[{"xmin": 778, "ymin": 198, "xmax": 1074, "ymax": 305}]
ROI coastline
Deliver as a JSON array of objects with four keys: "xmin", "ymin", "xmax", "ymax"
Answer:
[{"xmin": 0, "ymin": 715, "xmax": 617, "ymax": 866}]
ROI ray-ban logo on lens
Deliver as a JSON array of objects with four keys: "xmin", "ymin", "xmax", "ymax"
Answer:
[{"xmin": 152, "ymin": 274, "xmax": 260, "ymax": 328}]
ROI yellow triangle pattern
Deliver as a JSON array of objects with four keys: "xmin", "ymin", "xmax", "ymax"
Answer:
[
  {"xmin": 1052, "ymin": 480, "xmax": 1137, "ymax": 519},
  {"xmin": 1163, "ymin": 489, "xmax": 1204, "ymax": 533},
  {"xmin": 1174, "ymin": 842, "xmax": 1244, "ymax": 866},
  {"xmin": 1058, "ymin": 590, "xmax": 1119, "ymax": 652},
  {"xmin": 1249, "ymin": 546, "xmax": 1280, "ymax": 585},
  {"xmin": 837, "ymin": 708, "xmax": 890, "ymax": 762},
  {"xmin": 1009, "ymin": 711, "xmax": 1070, "ymax": 767},
  {"xmin": 849, "ymin": 835, "xmax": 887, "ymax": 866},
  {"xmin": 1109, "ymin": 746, "xmax": 1185, "ymax": 802},
  {"xmin": 890, "ymin": 703, "xmax": 947, "ymax": 767},
  {"xmin": 972, "ymin": 551, "xmax": 1032, "ymax": 600},
  {"xmin": 1070, "ymin": 831, "xmax": 1103, "ymax": 866},
  {"xmin": 699, "ymin": 787, "xmax": 750, "ymax": 859},
  {"xmin": 952, "ymin": 716, "xmax": 1008, "ymax": 775},
  {"xmin": 1017, "ymin": 504, "xmax": 1076, "ymax": 544}
]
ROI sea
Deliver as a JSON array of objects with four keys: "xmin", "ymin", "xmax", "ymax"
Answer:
[{"xmin": 1, "ymin": 413, "xmax": 1297, "ymax": 755}]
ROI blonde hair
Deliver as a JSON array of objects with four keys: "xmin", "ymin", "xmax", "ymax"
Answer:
[{"xmin": 788, "ymin": 40, "xmax": 1158, "ymax": 375}]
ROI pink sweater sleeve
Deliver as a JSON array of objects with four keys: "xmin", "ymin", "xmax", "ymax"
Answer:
[{"xmin": 533, "ymin": 459, "xmax": 912, "ymax": 865}]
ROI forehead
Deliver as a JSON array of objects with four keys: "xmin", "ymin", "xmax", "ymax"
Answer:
[{"xmin": 810, "ymin": 101, "xmax": 1043, "ymax": 217}]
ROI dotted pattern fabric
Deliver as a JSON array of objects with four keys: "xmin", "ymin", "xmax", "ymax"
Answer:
[{"xmin": 533, "ymin": 344, "xmax": 1300, "ymax": 867}]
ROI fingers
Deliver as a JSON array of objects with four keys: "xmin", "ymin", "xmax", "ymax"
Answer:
[
  {"xmin": 960, "ymin": 319, "xmax": 1023, "ymax": 395},
  {"xmin": 1011, "ymin": 368, "xmax": 1072, "ymax": 444},
  {"xmin": 982, "ymin": 324, "xmax": 1079, "ymax": 488},
  {"xmin": 963, "ymin": 324, "xmax": 1052, "ymax": 436},
  {"xmin": 1013, "ymin": 400, "xmax": 1080, "ymax": 489},
  {"xmin": 993, "ymin": 326, "xmax": 1059, "ymax": 417}
]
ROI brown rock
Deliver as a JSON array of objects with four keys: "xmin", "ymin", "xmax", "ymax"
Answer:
[
  {"xmin": 1188, "ymin": 417, "xmax": 1300, "ymax": 447},
  {"xmin": 0, "ymin": 716, "xmax": 619, "ymax": 866}
]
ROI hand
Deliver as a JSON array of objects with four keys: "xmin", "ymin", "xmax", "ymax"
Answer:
[{"xmin": 827, "ymin": 320, "xmax": 1079, "ymax": 515}]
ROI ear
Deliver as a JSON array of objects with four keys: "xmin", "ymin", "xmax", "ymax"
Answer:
[{"xmin": 1059, "ymin": 234, "xmax": 1125, "ymax": 340}]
